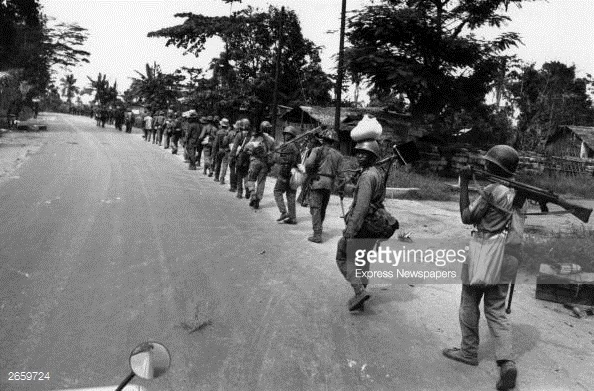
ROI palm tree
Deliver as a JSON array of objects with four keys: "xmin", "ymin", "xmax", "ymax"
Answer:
[{"xmin": 60, "ymin": 74, "xmax": 79, "ymax": 109}]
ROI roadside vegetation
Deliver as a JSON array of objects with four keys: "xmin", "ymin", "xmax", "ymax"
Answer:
[
  {"xmin": 521, "ymin": 225, "xmax": 594, "ymax": 273},
  {"xmin": 516, "ymin": 171, "xmax": 594, "ymax": 199}
]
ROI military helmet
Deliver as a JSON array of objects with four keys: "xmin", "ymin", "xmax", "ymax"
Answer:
[
  {"xmin": 206, "ymin": 115, "xmax": 214, "ymax": 122},
  {"xmin": 283, "ymin": 126, "xmax": 297, "ymax": 137},
  {"xmin": 260, "ymin": 121, "xmax": 272, "ymax": 132},
  {"xmin": 220, "ymin": 118, "xmax": 230, "ymax": 128},
  {"xmin": 319, "ymin": 128, "xmax": 338, "ymax": 142},
  {"xmin": 240, "ymin": 118, "xmax": 251, "ymax": 130},
  {"xmin": 354, "ymin": 140, "xmax": 381, "ymax": 159},
  {"xmin": 483, "ymin": 145, "xmax": 519, "ymax": 176}
]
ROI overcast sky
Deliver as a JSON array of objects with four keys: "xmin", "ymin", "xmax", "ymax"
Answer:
[{"xmin": 41, "ymin": 0, "xmax": 594, "ymax": 103}]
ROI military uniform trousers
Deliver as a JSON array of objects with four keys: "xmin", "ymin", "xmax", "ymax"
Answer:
[
  {"xmin": 274, "ymin": 176, "xmax": 296, "ymax": 220},
  {"xmin": 170, "ymin": 131, "xmax": 182, "ymax": 153},
  {"xmin": 336, "ymin": 236, "xmax": 376, "ymax": 293},
  {"xmin": 309, "ymin": 188, "xmax": 331, "ymax": 236},
  {"xmin": 247, "ymin": 159, "xmax": 269, "ymax": 201},
  {"xmin": 187, "ymin": 145, "xmax": 198, "ymax": 169},
  {"xmin": 214, "ymin": 151, "xmax": 227, "ymax": 181}
]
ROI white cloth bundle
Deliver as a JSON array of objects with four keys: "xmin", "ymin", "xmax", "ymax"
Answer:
[{"xmin": 351, "ymin": 114, "xmax": 382, "ymax": 141}]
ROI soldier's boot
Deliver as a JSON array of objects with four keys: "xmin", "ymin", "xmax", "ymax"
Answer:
[
  {"xmin": 308, "ymin": 232, "xmax": 322, "ymax": 243},
  {"xmin": 309, "ymin": 209, "xmax": 323, "ymax": 243},
  {"xmin": 348, "ymin": 286, "xmax": 370, "ymax": 312},
  {"xmin": 253, "ymin": 199, "xmax": 260, "ymax": 209}
]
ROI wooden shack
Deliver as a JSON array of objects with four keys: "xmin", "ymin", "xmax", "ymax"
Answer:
[
  {"xmin": 545, "ymin": 125, "xmax": 594, "ymax": 159},
  {"xmin": 279, "ymin": 106, "xmax": 420, "ymax": 155}
]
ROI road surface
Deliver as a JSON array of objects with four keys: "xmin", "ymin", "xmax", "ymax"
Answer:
[{"xmin": 0, "ymin": 114, "xmax": 592, "ymax": 391}]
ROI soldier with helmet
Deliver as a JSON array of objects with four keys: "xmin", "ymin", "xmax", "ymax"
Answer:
[
  {"xmin": 304, "ymin": 128, "xmax": 345, "ymax": 243},
  {"xmin": 335, "ymin": 139, "xmax": 383, "ymax": 312},
  {"xmin": 212, "ymin": 118, "xmax": 230, "ymax": 182},
  {"xmin": 231, "ymin": 119, "xmax": 252, "ymax": 199},
  {"xmin": 199, "ymin": 116, "xmax": 218, "ymax": 176},
  {"xmin": 154, "ymin": 110, "xmax": 166, "ymax": 145},
  {"xmin": 185, "ymin": 112, "xmax": 201, "ymax": 170},
  {"xmin": 226, "ymin": 120, "xmax": 242, "ymax": 191},
  {"xmin": 273, "ymin": 126, "xmax": 301, "ymax": 224},
  {"xmin": 245, "ymin": 121, "xmax": 276, "ymax": 209},
  {"xmin": 218, "ymin": 119, "xmax": 238, "ymax": 186},
  {"xmin": 170, "ymin": 111, "xmax": 183, "ymax": 155},
  {"xmin": 443, "ymin": 145, "xmax": 524, "ymax": 391}
]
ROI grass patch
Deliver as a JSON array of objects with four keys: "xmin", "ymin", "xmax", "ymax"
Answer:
[
  {"xmin": 386, "ymin": 168, "xmax": 455, "ymax": 201},
  {"xmin": 521, "ymin": 225, "xmax": 594, "ymax": 273},
  {"xmin": 516, "ymin": 171, "xmax": 594, "ymax": 199}
]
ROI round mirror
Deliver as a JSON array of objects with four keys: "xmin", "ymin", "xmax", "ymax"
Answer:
[{"xmin": 129, "ymin": 341, "xmax": 171, "ymax": 380}]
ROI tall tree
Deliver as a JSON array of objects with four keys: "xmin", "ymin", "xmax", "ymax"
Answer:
[
  {"xmin": 60, "ymin": 74, "xmax": 79, "ymax": 108},
  {"xmin": 344, "ymin": 0, "xmax": 531, "ymax": 133},
  {"xmin": 126, "ymin": 62, "xmax": 183, "ymax": 111},
  {"xmin": 148, "ymin": 4, "xmax": 333, "ymax": 121},
  {"xmin": 507, "ymin": 61, "xmax": 594, "ymax": 150},
  {"xmin": 87, "ymin": 73, "xmax": 118, "ymax": 106}
]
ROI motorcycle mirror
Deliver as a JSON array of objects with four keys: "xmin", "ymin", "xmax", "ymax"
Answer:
[{"xmin": 128, "ymin": 342, "xmax": 171, "ymax": 380}]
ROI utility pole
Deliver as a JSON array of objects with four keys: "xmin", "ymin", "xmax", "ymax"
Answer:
[
  {"xmin": 334, "ymin": 0, "xmax": 347, "ymax": 137},
  {"xmin": 271, "ymin": 6, "xmax": 285, "ymax": 137}
]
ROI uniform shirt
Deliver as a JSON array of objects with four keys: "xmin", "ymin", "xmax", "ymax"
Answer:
[
  {"xmin": 186, "ymin": 121, "xmax": 201, "ymax": 147},
  {"xmin": 143, "ymin": 115, "xmax": 153, "ymax": 130},
  {"xmin": 276, "ymin": 142, "xmax": 301, "ymax": 178},
  {"xmin": 154, "ymin": 115, "xmax": 165, "ymax": 128},
  {"xmin": 246, "ymin": 133, "xmax": 275, "ymax": 161},
  {"xmin": 231, "ymin": 131, "xmax": 249, "ymax": 157},
  {"xmin": 199, "ymin": 124, "xmax": 218, "ymax": 146},
  {"xmin": 345, "ymin": 166, "xmax": 385, "ymax": 236},
  {"xmin": 304, "ymin": 145, "xmax": 344, "ymax": 190},
  {"xmin": 213, "ymin": 128, "xmax": 228, "ymax": 155},
  {"xmin": 463, "ymin": 183, "xmax": 516, "ymax": 233}
]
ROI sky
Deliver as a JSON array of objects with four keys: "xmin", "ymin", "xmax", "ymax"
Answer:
[{"xmin": 41, "ymin": 0, "xmax": 594, "ymax": 104}]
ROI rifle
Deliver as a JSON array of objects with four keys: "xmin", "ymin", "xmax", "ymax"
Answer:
[
  {"xmin": 474, "ymin": 168, "xmax": 592, "ymax": 223},
  {"xmin": 274, "ymin": 126, "xmax": 322, "ymax": 152}
]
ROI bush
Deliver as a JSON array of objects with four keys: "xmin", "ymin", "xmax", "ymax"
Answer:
[{"xmin": 521, "ymin": 226, "xmax": 594, "ymax": 273}]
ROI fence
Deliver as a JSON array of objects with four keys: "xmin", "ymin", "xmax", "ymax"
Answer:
[{"xmin": 418, "ymin": 148, "xmax": 594, "ymax": 177}]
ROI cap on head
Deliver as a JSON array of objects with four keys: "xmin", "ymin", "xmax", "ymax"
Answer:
[
  {"xmin": 483, "ymin": 145, "xmax": 519, "ymax": 176},
  {"xmin": 240, "ymin": 118, "xmax": 251, "ymax": 130},
  {"xmin": 220, "ymin": 118, "xmax": 230, "ymax": 128},
  {"xmin": 319, "ymin": 129, "xmax": 338, "ymax": 142},
  {"xmin": 283, "ymin": 126, "xmax": 297, "ymax": 137},
  {"xmin": 259, "ymin": 121, "xmax": 272, "ymax": 132},
  {"xmin": 354, "ymin": 140, "xmax": 380, "ymax": 159}
]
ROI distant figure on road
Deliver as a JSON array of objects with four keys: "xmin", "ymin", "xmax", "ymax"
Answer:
[
  {"xmin": 154, "ymin": 110, "xmax": 166, "ymax": 145},
  {"xmin": 245, "ymin": 121, "xmax": 276, "ymax": 210},
  {"xmin": 273, "ymin": 126, "xmax": 301, "ymax": 225},
  {"xmin": 213, "ymin": 118, "xmax": 230, "ymax": 183},
  {"xmin": 199, "ymin": 116, "xmax": 218, "ymax": 177},
  {"xmin": 170, "ymin": 112, "xmax": 183, "ymax": 155},
  {"xmin": 185, "ymin": 112, "xmax": 201, "ymax": 170},
  {"xmin": 231, "ymin": 119, "xmax": 252, "ymax": 199},
  {"xmin": 125, "ymin": 111, "xmax": 133, "ymax": 133},
  {"xmin": 143, "ymin": 112, "xmax": 153, "ymax": 142}
]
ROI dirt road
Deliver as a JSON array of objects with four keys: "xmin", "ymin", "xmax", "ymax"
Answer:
[{"xmin": 0, "ymin": 113, "xmax": 592, "ymax": 391}]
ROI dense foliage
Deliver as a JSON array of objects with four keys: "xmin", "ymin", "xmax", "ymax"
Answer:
[{"xmin": 147, "ymin": 4, "xmax": 333, "ymax": 121}]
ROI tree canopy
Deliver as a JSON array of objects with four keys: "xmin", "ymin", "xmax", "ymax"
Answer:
[
  {"xmin": 147, "ymin": 4, "xmax": 333, "ymax": 120},
  {"xmin": 344, "ymin": 0, "xmax": 532, "ymax": 133}
]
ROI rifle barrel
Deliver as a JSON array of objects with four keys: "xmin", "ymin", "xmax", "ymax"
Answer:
[{"xmin": 474, "ymin": 169, "xmax": 592, "ymax": 223}]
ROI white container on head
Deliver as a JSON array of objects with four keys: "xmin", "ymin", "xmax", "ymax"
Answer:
[{"xmin": 350, "ymin": 114, "xmax": 382, "ymax": 141}]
